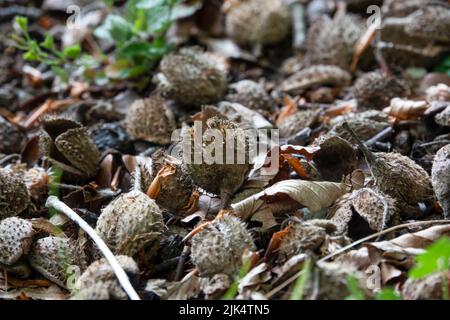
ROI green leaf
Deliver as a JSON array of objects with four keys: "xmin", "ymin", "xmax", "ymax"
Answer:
[
  {"xmin": 51, "ymin": 66, "xmax": 70, "ymax": 82},
  {"xmin": 136, "ymin": 0, "xmax": 165, "ymax": 9},
  {"xmin": 345, "ymin": 275, "xmax": 365, "ymax": 300},
  {"xmin": 375, "ymin": 288, "xmax": 401, "ymax": 300},
  {"xmin": 63, "ymin": 44, "xmax": 81, "ymax": 59},
  {"xmin": 15, "ymin": 16, "xmax": 28, "ymax": 32},
  {"xmin": 409, "ymin": 237, "xmax": 450, "ymax": 279},
  {"xmin": 23, "ymin": 49, "xmax": 39, "ymax": 61},
  {"xmin": 40, "ymin": 34, "xmax": 55, "ymax": 50},
  {"xmin": 117, "ymin": 41, "xmax": 166, "ymax": 61},
  {"xmin": 94, "ymin": 15, "xmax": 134, "ymax": 45},
  {"xmin": 434, "ymin": 55, "xmax": 450, "ymax": 76},
  {"xmin": 145, "ymin": 5, "xmax": 171, "ymax": 34},
  {"xmin": 290, "ymin": 258, "xmax": 312, "ymax": 300}
]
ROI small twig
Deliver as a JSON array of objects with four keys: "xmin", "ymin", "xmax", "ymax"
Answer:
[
  {"xmin": 265, "ymin": 219, "xmax": 450, "ymax": 299},
  {"xmin": 0, "ymin": 154, "xmax": 20, "ymax": 166},
  {"xmin": 365, "ymin": 127, "xmax": 394, "ymax": 147},
  {"xmin": 45, "ymin": 196, "xmax": 141, "ymax": 300},
  {"xmin": 174, "ymin": 246, "xmax": 191, "ymax": 281}
]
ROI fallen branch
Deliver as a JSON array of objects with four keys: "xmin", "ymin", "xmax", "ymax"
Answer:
[{"xmin": 45, "ymin": 195, "xmax": 141, "ymax": 300}]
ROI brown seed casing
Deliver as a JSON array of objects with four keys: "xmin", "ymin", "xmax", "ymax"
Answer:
[
  {"xmin": 95, "ymin": 190, "xmax": 164, "ymax": 257},
  {"xmin": 125, "ymin": 95, "xmax": 176, "ymax": 144},
  {"xmin": 225, "ymin": 0, "xmax": 291, "ymax": 46},
  {"xmin": 190, "ymin": 215, "xmax": 255, "ymax": 277},
  {"xmin": 431, "ymin": 144, "xmax": 450, "ymax": 217},
  {"xmin": 157, "ymin": 47, "xmax": 227, "ymax": 106},
  {"xmin": 0, "ymin": 169, "xmax": 30, "ymax": 218},
  {"xmin": 0, "ymin": 217, "xmax": 34, "ymax": 265},
  {"xmin": 28, "ymin": 236, "xmax": 82, "ymax": 289}
]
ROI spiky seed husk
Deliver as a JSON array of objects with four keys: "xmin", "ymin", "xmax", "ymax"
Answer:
[
  {"xmin": 157, "ymin": 47, "xmax": 227, "ymax": 106},
  {"xmin": 405, "ymin": 4, "xmax": 450, "ymax": 42},
  {"xmin": 329, "ymin": 188, "xmax": 398, "ymax": 237},
  {"xmin": 431, "ymin": 144, "xmax": 450, "ymax": 217},
  {"xmin": 306, "ymin": 14, "xmax": 365, "ymax": 70},
  {"xmin": 0, "ymin": 169, "xmax": 30, "ymax": 218},
  {"xmin": 353, "ymin": 71, "xmax": 408, "ymax": 110},
  {"xmin": 184, "ymin": 116, "xmax": 250, "ymax": 203},
  {"xmin": 71, "ymin": 255, "xmax": 139, "ymax": 300},
  {"xmin": 279, "ymin": 65, "xmax": 352, "ymax": 96},
  {"xmin": 402, "ymin": 273, "xmax": 447, "ymax": 300},
  {"xmin": 95, "ymin": 190, "xmax": 164, "ymax": 256},
  {"xmin": 55, "ymin": 127, "xmax": 100, "ymax": 178},
  {"xmin": 369, "ymin": 152, "xmax": 434, "ymax": 218},
  {"xmin": 190, "ymin": 215, "xmax": 255, "ymax": 277},
  {"xmin": 28, "ymin": 236, "xmax": 82, "ymax": 288},
  {"xmin": 0, "ymin": 217, "xmax": 34, "ymax": 265},
  {"xmin": 0, "ymin": 115, "xmax": 24, "ymax": 154},
  {"xmin": 277, "ymin": 220, "xmax": 333, "ymax": 263},
  {"xmin": 226, "ymin": 80, "xmax": 272, "ymax": 111},
  {"xmin": 225, "ymin": 0, "xmax": 291, "ymax": 46},
  {"xmin": 39, "ymin": 117, "xmax": 100, "ymax": 180},
  {"xmin": 125, "ymin": 95, "xmax": 176, "ymax": 144}
]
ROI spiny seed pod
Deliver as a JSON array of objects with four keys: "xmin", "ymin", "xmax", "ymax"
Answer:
[
  {"xmin": 277, "ymin": 219, "xmax": 337, "ymax": 263},
  {"xmin": 226, "ymin": 80, "xmax": 272, "ymax": 111},
  {"xmin": 353, "ymin": 71, "xmax": 408, "ymax": 110},
  {"xmin": 0, "ymin": 169, "xmax": 30, "ymax": 218},
  {"xmin": 190, "ymin": 215, "xmax": 255, "ymax": 277},
  {"xmin": 278, "ymin": 109, "xmax": 321, "ymax": 139},
  {"xmin": 28, "ymin": 236, "xmax": 83, "ymax": 288},
  {"xmin": 24, "ymin": 167, "xmax": 49, "ymax": 199},
  {"xmin": 152, "ymin": 161, "xmax": 196, "ymax": 214},
  {"xmin": 124, "ymin": 95, "xmax": 176, "ymax": 144},
  {"xmin": 306, "ymin": 14, "xmax": 365, "ymax": 70},
  {"xmin": 95, "ymin": 190, "xmax": 164, "ymax": 256},
  {"xmin": 157, "ymin": 47, "xmax": 227, "ymax": 106},
  {"xmin": 329, "ymin": 188, "xmax": 398, "ymax": 238},
  {"xmin": 279, "ymin": 65, "xmax": 352, "ymax": 96},
  {"xmin": 431, "ymin": 144, "xmax": 450, "ymax": 217},
  {"xmin": 405, "ymin": 4, "xmax": 450, "ymax": 43},
  {"xmin": 0, "ymin": 217, "xmax": 34, "ymax": 265},
  {"xmin": 343, "ymin": 123, "xmax": 434, "ymax": 218},
  {"xmin": 402, "ymin": 273, "xmax": 447, "ymax": 300},
  {"xmin": 225, "ymin": 0, "xmax": 291, "ymax": 46},
  {"xmin": 0, "ymin": 115, "xmax": 24, "ymax": 154},
  {"xmin": 184, "ymin": 116, "xmax": 251, "ymax": 205},
  {"xmin": 72, "ymin": 256, "xmax": 139, "ymax": 300},
  {"xmin": 331, "ymin": 119, "xmax": 390, "ymax": 144},
  {"xmin": 39, "ymin": 117, "xmax": 100, "ymax": 179}
]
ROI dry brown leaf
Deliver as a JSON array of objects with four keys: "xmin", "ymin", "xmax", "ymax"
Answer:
[
  {"xmin": 338, "ymin": 224, "xmax": 450, "ymax": 284},
  {"xmin": 383, "ymin": 98, "xmax": 430, "ymax": 120},
  {"xmin": 232, "ymin": 180, "xmax": 348, "ymax": 220}
]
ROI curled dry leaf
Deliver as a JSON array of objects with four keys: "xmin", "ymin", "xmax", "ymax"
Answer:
[
  {"xmin": 338, "ymin": 224, "xmax": 450, "ymax": 285},
  {"xmin": 231, "ymin": 180, "xmax": 348, "ymax": 220},
  {"xmin": 383, "ymin": 98, "xmax": 430, "ymax": 120}
]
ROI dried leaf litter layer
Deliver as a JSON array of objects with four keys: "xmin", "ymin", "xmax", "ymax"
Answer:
[{"xmin": 0, "ymin": 0, "xmax": 450, "ymax": 300}]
